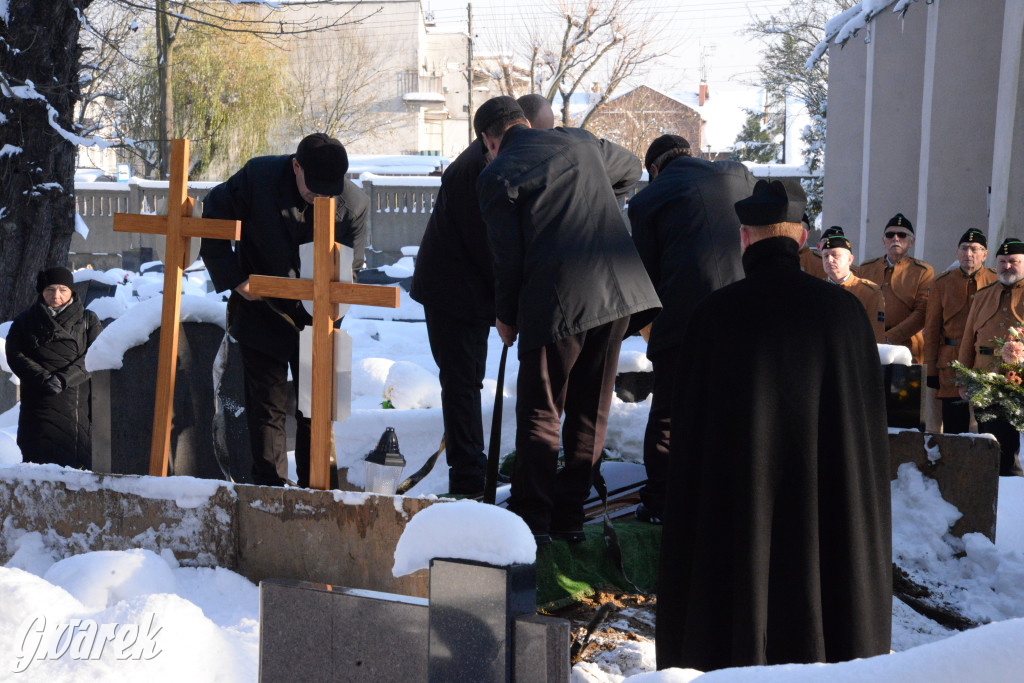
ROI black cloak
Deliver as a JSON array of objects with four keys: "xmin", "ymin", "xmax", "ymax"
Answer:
[{"xmin": 656, "ymin": 236, "xmax": 892, "ymax": 671}]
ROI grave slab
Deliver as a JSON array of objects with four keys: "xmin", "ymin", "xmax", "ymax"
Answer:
[{"xmin": 889, "ymin": 430, "xmax": 1000, "ymax": 541}]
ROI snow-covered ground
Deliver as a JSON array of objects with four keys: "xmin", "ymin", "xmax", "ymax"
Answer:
[{"xmin": 2, "ymin": 259, "xmax": 1024, "ymax": 680}]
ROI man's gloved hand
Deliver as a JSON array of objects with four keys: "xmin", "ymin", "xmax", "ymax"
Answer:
[
  {"xmin": 43, "ymin": 375, "xmax": 64, "ymax": 395},
  {"xmin": 925, "ymin": 375, "xmax": 940, "ymax": 390}
]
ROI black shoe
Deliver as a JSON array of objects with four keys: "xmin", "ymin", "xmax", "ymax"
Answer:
[
  {"xmin": 635, "ymin": 503, "xmax": 663, "ymax": 525},
  {"xmin": 534, "ymin": 533, "xmax": 552, "ymax": 547},
  {"xmin": 551, "ymin": 529, "xmax": 587, "ymax": 544}
]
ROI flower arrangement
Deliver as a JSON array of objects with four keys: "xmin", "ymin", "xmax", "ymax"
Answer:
[{"xmin": 952, "ymin": 327, "xmax": 1024, "ymax": 430}]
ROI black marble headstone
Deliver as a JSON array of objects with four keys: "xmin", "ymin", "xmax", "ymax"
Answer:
[
  {"xmin": 428, "ymin": 558, "xmax": 537, "ymax": 682},
  {"xmin": 885, "ymin": 364, "xmax": 923, "ymax": 430},
  {"xmin": 92, "ymin": 322, "xmax": 230, "ymax": 479},
  {"xmin": 614, "ymin": 371, "xmax": 654, "ymax": 403}
]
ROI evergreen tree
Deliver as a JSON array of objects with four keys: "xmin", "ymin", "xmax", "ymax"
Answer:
[{"xmin": 732, "ymin": 109, "xmax": 781, "ymax": 164}]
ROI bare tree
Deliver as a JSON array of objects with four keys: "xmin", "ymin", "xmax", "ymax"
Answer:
[
  {"xmin": 586, "ymin": 86, "xmax": 701, "ymax": 160},
  {"xmin": 480, "ymin": 0, "xmax": 671, "ymax": 128},
  {"xmin": 288, "ymin": 31, "xmax": 390, "ymax": 146}
]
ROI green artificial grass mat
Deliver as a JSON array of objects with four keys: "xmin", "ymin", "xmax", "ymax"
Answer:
[{"xmin": 535, "ymin": 518, "xmax": 662, "ymax": 610}]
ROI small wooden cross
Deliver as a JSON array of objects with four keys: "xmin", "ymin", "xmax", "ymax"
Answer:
[
  {"xmin": 112, "ymin": 139, "xmax": 241, "ymax": 477},
  {"xmin": 249, "ymin": 196, "xmax": 400, "ymax": 490}
]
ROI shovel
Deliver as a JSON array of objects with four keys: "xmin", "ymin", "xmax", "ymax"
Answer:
[{"xmin": 483, "ymin": 344, "xmax": 509, "ymax": 504}]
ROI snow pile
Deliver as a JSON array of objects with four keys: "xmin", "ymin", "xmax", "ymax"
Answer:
[
  {"xmin": 85, "ymin": 296, "xmax": 226, "ymax": 371},
  {"xmin": 0, "ymin": 548, "xmax": 258, "ymax": 681},
  {"xmin": 892, "ymin": 464, "xmax": 1024, "ymax": 625},
  {"xmin": 382, "ymin": 361, "xmax": 441, "ymax": 409},
  {"xmin": 392, "ymin": 500, "xmax": 536, "ymax": 577},
  {"xmin": 878, "ymin": 343, "xmax": 913, "ymax": 365},
  {"xmin": 618, "ymin": 349, "xmax": 653, "ymax": 373},
  {"xmin": 629, "ymin": 618, "xmax": 1024, "ymax": 682}
]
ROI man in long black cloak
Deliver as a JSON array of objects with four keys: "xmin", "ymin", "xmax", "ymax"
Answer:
[{"xmin": 656, "ymin": 179, "xmax": 892, "ymax": 672}]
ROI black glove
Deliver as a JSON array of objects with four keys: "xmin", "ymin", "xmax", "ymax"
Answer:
[
  {"xmin": 43, "ymin": 375, "xmax": 64, "ymax": 395},
  {"xmin": 925, "ymin": 375, "xmax": 940, "ymax": 390}
]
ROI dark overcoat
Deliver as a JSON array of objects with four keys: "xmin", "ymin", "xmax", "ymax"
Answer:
[
  {"xmin": 410, "ymin": 142, "xmax": 493, "ymax": 325},
  {"xmin": 477, "ymin": 125, "xmax": 660, "ymax": 352},
  {"xmin": 656, "ymin": 237, "xmax": 892, "ymax": 672},
  {"xmin": 200, "ymin": 155, "xmax": 368, "ymax": 361},
  {"xmin": 627, "ymin": 157, "xmax": 756, "ymax": 358},
  {"xmin": 5, "ymin": 294, "xmax": 102, "ymax": 469}
]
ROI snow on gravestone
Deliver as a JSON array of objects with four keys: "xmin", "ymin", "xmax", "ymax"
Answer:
[{"xmin": 84, "ymin": 296, "xmax": 239, "ymax": 479}]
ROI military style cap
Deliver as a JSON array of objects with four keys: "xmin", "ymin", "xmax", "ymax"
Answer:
[
  {"xmin": 885, "ymin": 213, "xmax": 914, "ymax": 234},
  {"xmin": 822, "ymin": 235, "xmax": 852, "ymax": 252},
  {"xmin": 734, "ymin": 179, "xmax": 807, "ymax": 226},
  {"xmin": 959, "ymin": 228, "xmax": 987, "ymax": 248},
  {"xmin": 644, "ymin": 134, "xmax": 690, "ymax": 171},
  {"xmin": 997, "ymin": 238, "xmax": 1024, "ymax": 256},
  {"xmin": 473, "ymin": 96, "xmax": 525, "ymax": 138},
  {"xmin": 295, "ymin": 133, "xmax": 348, "ymax": 197},
  {"xmin": 821, "ymin": 225, "xmax": 845, "ymax": 239}
]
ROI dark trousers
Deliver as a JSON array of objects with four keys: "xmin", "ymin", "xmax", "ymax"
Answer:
[
  {"xmin": 239, "ymin": 342, "xmax": 313, "ymax": 487},
  {"xmin": 510, "ymin": 317, "xmax": 629, "ymax": 534},
  {"xmin": 424, "ymin": 306, "xmax": 490, "ymax": 493},
  {"xmin": 979, "ymin": 416, "xmax": 1024, "ymax": 477},
  {"xmin": 940, "ymin": 397, "xmax": 971, "ymax": 435},
  {"xmin": 639, "ymin": 350, "xmax": 677, "ymax": 517}
]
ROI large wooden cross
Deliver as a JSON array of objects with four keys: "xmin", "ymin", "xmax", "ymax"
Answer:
[
  {"xmin": 249, "ymin": 196, "xmax": 400, "ymax": 490},
  {"xmin": 112, "ymin": 139, "xmax": 242, "ymax": 477}
]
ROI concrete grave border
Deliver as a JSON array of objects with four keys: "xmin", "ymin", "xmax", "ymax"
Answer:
[{"xmin": 0, "ymin": 465, "xmax": 439, "ymax": 597}]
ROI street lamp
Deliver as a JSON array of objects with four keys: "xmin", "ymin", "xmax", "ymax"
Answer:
[{"xmin": 364, "ymin": 427, "xmax": 406, "ymax": 495}]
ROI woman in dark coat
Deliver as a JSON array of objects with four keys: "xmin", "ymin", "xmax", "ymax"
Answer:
[{"xmin": 5, "ymin": 267, "xmax": 102, "ymax": 469}]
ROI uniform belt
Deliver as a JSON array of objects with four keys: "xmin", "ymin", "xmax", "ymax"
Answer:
[
  {"xmin": 944, "ymin": 337, "xmax": 958, "ymax": 346},
  {"xmin": 978, "ymin": 346, "xmax": 994, "ymax": 356}
]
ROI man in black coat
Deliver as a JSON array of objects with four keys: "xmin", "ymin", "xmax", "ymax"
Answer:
[
  {"xmin": 475, "ymin": 96, "xmax": 660, "ymax": 542},
  {"xmin": 410, "ymin": 96, "xmax": 555, "ymax": 495},
  {"xmin": 200, "ymin": 133, "xmax": 368, "ymax": 487},
  {"xmin": 6, "ymin": 267, "xmax": 102, "ymax": 470},
  {"xmin": 656, "ymin": 180, "xmax": 892, "ymax": 671},
  {"xmin": 627, "ymin": 134, "xmax": 756, "ymax": 523}
]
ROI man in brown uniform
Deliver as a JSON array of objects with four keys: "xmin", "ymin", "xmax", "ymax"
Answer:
[
  {"xmin": 821, "ymin": 233, "xmax": 886, "ymax": 342},
  {"xmin": 860, "ymin": 213, "xmax": 934, "ymax": 362},
  {"xmin": 799, "ymin": 226, "xmax": 853, "ymax": 280},
  {"xmin": 924, "ymin": 229, "xmax": 996, "ymax": 434},
  {"xmin": 958, "ymin": 237, "xmax": 1024, "ymax": 476}
]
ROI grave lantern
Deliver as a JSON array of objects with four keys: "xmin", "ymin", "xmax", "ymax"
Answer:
[{"xmin": 365, "ymin": 427, "xmax": 406, "ymax": 495}]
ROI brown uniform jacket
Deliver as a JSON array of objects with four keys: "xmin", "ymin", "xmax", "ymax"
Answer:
[
  {"xmin": 837, "ymin": 275, "xmax": 886, "ymax": 343},
  {"xmin": 860, "ymin": 255, "xmax": 934, "ymax": 362},
  {"xmin": 924, "ymin": 266, "xmax": 998, "ymax": 397},
  {"xmin": 958, "ymin": 279, "xmax": 1024, "ymax": 372}
]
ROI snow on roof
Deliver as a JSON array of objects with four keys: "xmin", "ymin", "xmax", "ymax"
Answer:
[
  {"xmin": 348, "ymin": 154, "xmax": 446, "ymax": 176},
  {"xmin": 808, "ymin": 0, "xmax": 922, "ymax": 68},
  {"xmin": 402, "ymin": 91, "xmax": 446, "ymax": 103}
]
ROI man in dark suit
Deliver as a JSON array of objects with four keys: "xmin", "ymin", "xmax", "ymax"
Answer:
[{"xmin": 200, "ymin": 133, "xmax": 367, "ymax": 487}]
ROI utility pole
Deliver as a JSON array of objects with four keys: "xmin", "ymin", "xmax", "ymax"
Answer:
[{"xmin": 467, "ymin": 3, "xmax": 474, "ymax": 146}]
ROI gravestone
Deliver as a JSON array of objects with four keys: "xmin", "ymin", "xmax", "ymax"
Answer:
[
  {"xmin": 92, "ymin": 321, "xmax": 236, "ymax": 479},
  {"xmin": 0, "ymin": 371, "xmax": 17, "ymax": 415},
  {"xmin": 259, "ymin": 558, "xmax": 569, "ymax": 682},
  {"xmin": 888, "ymin": 430, "xmax": 1000, "ymax": 541}
]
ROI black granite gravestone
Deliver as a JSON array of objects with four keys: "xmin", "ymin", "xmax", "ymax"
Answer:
[
  {"xmin": 92, "ymin": 321, "xmax": 230, "ymax": 479},
  {"xmin": 885, "ymin": 364, "xmax": 923, "ymax": 430},
  {"xmin": 0, "ymin": 370, "xmax": 17, "ymax": 415},
  {"xmin": 614, "ymin": 371, "xmax": 654, "ymax": 403}
]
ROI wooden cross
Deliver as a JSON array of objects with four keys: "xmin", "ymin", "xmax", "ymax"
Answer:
[
  {"xmin": 249, "ymin": 196, "xmax": 400, "ymax": 490},
  {"xmin": 112, "ymin": 139, "xmax": 241, "ymax": 477}
]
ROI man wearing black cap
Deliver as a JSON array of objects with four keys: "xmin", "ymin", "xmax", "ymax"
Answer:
[
  {"xmin": 958, "ymin": 238, "xmax": 1024, "ymax": 476},
  {"xmin": 799, "ymin": 225, "xmax": 852, "ymax": 280},
  {"xmin": 200, "ymin": 133, "xmax": 368, "ymax": 487},
  {"xmin": 626, "ymin": 133, "xmax": 756, "ymax": 523},
  {"xmin": 820, "ymin": 232, "xmax": 886, "ymax": 342},
  {"xmin": 411, "ymin": 98, "xmax": 555, "ymax": 496},
  {"xmin": 475, "ymin": 96, "xmax": 660, "ymax": 543},
  {"xmin": 924, "ymin": 229, "xmax": 996, "ymax": 434},
  {"xmin": 657, "ymin": 179, "xmax": 892, "ymax": 672},
  {"xmin": 860, "ymin": 212, "xmax": 935, "ymax": 362}
]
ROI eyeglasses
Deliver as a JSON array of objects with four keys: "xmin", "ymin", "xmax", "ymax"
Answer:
[{"xmin": 884, "ymin": 231, "xmax": 910, "ymax": 240}]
